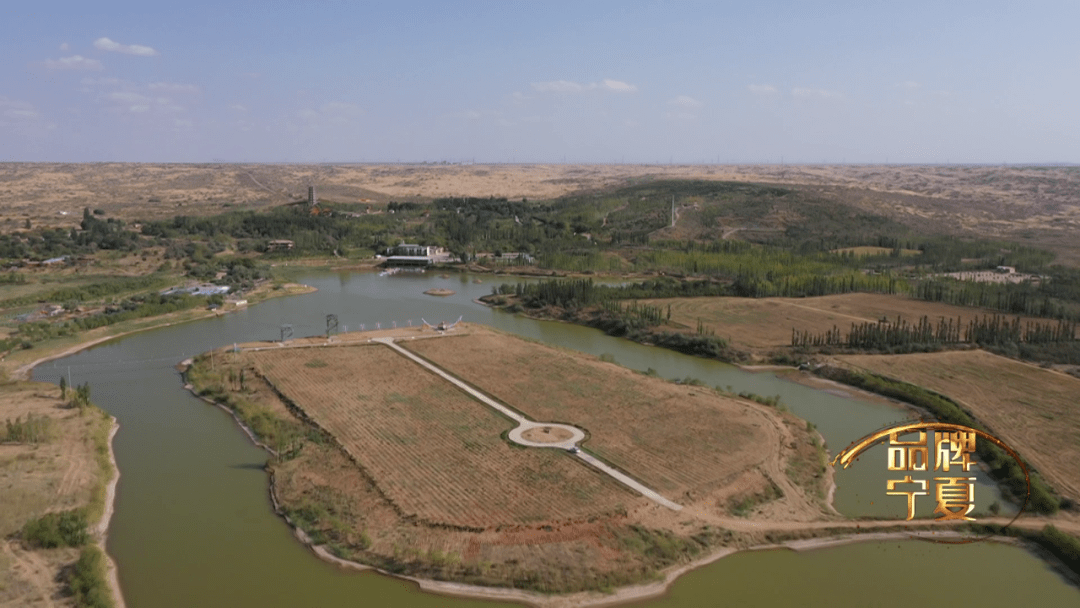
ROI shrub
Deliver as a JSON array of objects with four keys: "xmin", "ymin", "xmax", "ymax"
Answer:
[
  {"xmin": 22, "ymin": 510, "xmax": 88, "ymax": 548},
  {"xmin": 67, "ymin": 546, "xmax": 114, "ymax": 608}
]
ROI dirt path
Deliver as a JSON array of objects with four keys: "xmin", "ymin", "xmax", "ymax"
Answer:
[
  {"xmin": 242, "ymin": 171, "xmax": 283, "ymax": 198},
  {"xmin": 600, "ymin": 202, "xmax": 629, "ymax": 227},
  {"xmin": 374, "ymin": 337, "xmax": 684, "ymax": 511},
  {"xmin": 777, "ymin": 299, "xmax": 880, "ymax": 324},
  {"xmin": 2, "ymin": 542, "xmax": 58, "ymax": 608}
]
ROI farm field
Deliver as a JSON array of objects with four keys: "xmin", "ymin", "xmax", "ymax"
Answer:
[
  {"xmin": 247, "ymin": 343, "xmax": 634, "ymax": 529},
  {"xmin": 639, "ymin": 293, "xmax": 1077, "ymax": 351},
  {"xmin": 187, "ymin": 325, "xmax": 836, "ymax": 593},
  {"xmin": 402, "ymin": 329, "xmax": 777, "ymax": 499},
  {"xmin": 837, "ymin": 349, "xmax": 1080, "ymax": 502}
]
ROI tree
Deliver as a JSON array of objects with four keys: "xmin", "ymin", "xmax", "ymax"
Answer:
[
  {"xmin": 59, "ymin": 375, "xmax": 67, "ymax": 400},
  {"xmin": 72, "ymin": 382, "xmax": 91, "ymax": 409}
]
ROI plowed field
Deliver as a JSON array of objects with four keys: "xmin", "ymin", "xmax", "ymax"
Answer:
[
  {"xmin": 839, "ymin": 350, "xmax": 1080, "ymax": 501},
  {"xmin": 248, "ymin": 344, "xmax": 633, "ymax": 528},
  {"xmin": 404, "ymin": 332, "xmax": 772, "ymax": 497}
]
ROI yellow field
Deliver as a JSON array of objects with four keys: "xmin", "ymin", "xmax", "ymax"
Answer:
[
  {"xmin": 641, "ymin": 293, "xmax": 1075, "ymax": 350},
  {"xmin": 404, "ymin": 331, "xmax": 777, "ymax": 498},
  {"xmin": 248, "ymin": 344, "xmax": 633, "ymax": 528},
  {"xmin": 838, "ymin": 350, "xmax": 1080, "ymax": 501}
]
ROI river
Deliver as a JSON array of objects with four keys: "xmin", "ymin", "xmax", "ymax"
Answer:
[{"xmin": 38, "ymin": 270, "xmax": 1080, "ymax": 607}]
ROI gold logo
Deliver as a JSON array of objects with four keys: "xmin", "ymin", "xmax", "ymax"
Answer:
[{"xmin": 832, "ymin": 422, "xmax": 1029, "ymax": 542}]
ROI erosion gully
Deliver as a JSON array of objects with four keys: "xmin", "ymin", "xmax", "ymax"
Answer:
[{"xmin": 38, "ymin": 271, "xmax": 1079, "ymax": 607}]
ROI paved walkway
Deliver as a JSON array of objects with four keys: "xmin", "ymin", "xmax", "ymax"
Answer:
[{"xmin": 373, "ymin": 337, "xmax": 682, "ymax": 511}]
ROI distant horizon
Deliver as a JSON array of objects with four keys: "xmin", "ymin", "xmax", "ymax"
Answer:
[
  {"xmin": 4, "ymin": 1, "xmax": 1077, "ymax": 164},
  {"xmin": 2, "ymin": 160, "xmax": 1078, "ymax": 168}
]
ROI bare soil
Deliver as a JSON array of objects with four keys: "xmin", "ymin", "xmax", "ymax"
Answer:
[
  {"xmin": 0, "ymin": 383, "xmax": 108, "ymax": 608},
  {"xmin": 246, "ymin": 344, "xmax": 633, "ymax": 528},
  {"xmin": 402, "ymin": 327, "xmax": 820, "ymax": 508},
  {"xmin": 837, "ymin": 350, "xmax": 1080, "ymax": 502},
  {"xmin": 521, "ymin": 427, "xmax": 574, "ymax": 443}
]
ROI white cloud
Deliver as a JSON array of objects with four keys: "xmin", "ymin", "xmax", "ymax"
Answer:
[
  {"xmin": 93, "ymin": 37, "xmax": 159, "ymax": 57},
  {"xmin": 531, "ymin": 78, "xmax": 638, "ymax": 93},
  {"xmin": 229, "ymin": 104, "xmax": 248, "ymax": 112},
  {"xmin": 81, "ymin": 77, "xmax": 121, "ymax": 86},
  {"xmin": 532, "ymin": 80, "xmax": 587, "ymax": 93},
  {"xmin": 44, "ymin": 55, "xmax": 103, "ymax": 71},
  {"xmin": 0, "ymin": 97, "xmax": 39, "ymax": 121},
  {"xmin": 0, "ymin": 97, "xmax": 50, "ymax": 129},
  {"xmin": 792, "ymin": 87, "xmax": 843, "ymax": 100},
  {"xmin": 321, "ymin": 101, "xmax": 362, "ymax": 115},
  {"xmin": 747, "ymin": 84, "xmax": 777, "ymax": 95},
  {"xmin": 102, "ymin": 90, "xmax": 184, "ymax": 114},
  {"xmin": 59, "ymin": 42, "xmax": 70, "ymax": 51},
  {"xmin": 149, "ymin": 82, "xmax": 199, "ymax": 93},
  {"xmin": 5, "ymin": 109, "xmax": 40, "ymax": 119},
  {"xmin": 294, "ymin": 101, "xmax": 364, "ymax": 130},
  {"xmin": 601, "ymin": 79, "xmax": 637, "ymax": 93},
  {"xmin": 662, "ymin": 111, "xmax": 697, "ymax": 122},
  {"xmin": 669, "ymin": 95, "xmax": 703, "ymax": 108},
  {"xmin": 108, "ymin": 91, "xmax": 150, "ymax": 104}
]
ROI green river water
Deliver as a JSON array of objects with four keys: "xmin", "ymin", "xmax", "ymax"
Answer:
[{"xmin": 38, "ymin": 271, "xmax": 1079, "ymax": 607}]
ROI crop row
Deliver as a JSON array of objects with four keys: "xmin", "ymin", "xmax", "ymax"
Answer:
[{"xmin": 249, "ymin": 346, "xmax": 626, "ymax": 527}]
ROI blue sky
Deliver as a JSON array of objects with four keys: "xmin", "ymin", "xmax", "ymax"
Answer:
[{"xmin": 2, "ymin": 1, "xmax": 1077, "ymax": 163}]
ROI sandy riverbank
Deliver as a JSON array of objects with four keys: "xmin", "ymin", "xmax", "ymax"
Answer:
[{"xmin": 97, "ymin": 419, "xmax": 126, "ymax": 608}]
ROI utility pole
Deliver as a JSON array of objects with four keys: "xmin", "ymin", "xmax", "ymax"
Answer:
[{"xmin": 671, "ymin": 196, "xmax": 675, "ymax": 228}]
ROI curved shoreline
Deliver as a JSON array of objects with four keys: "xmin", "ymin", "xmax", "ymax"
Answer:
[
  {"xmin": 98, "ymin": 419, "xmax": 127, "ymax": 608},
  {"xmin": 28, "ymin": 278, "xmax": 1072, "ymax": 607},
  {"xmin": 180, "ymin": 358, "xmax": 1057, "ymax": 608},
  {"xmin": 15, "ymin": 281, "xmax": 318, "ymax": 608},
  {"xmin": 10, "ymin": 282, "xmax": 318, "ymax": 382}
]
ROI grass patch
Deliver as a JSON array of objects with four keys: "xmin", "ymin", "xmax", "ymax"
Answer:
[
  {"xmin": 85, "ymin": 406, "xmax": 114, "ymax": 523},
  {"xmin": 729, "ymin": 480, "xmax": 784, "ymax": 517}
]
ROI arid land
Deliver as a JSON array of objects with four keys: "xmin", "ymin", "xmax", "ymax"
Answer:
[
  {"xmin": 185, "ymin": 324, "xmax": 1080, "ymax": 605},
  {"xmin": 837, "ymin": 350, "xmax": 1080, "ymax": 503},
  {"xmin": 0, "ymin": 382, "xmax": 121, "ymax": 608},
  {"xmin": 3, "ymin": 163, "xmax": 1078, "ymax": 261},
  {"xmin": 185, "ymin": 323, "xmax": 834, "ymax": 595},
  {"xmin": 3, "ymin": 161, "xmax": 1080, "ymax": 601}
]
